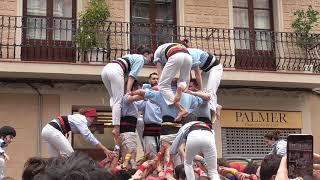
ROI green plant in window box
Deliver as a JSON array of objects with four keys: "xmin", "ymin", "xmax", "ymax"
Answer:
[
  {"xmin": 291, "ymin": 6, "xmax": 319, "ymax": 49},
  {"xmin": 75, "ymin": 0, "xmax": 110, "ymax": 62}
]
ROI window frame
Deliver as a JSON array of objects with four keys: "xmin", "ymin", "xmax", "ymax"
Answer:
[
  {"xmin": 22, "ymin": 0, "xmax": 77, "ymax": 62},
  {"xmin": 232, "ymin": 0, "xmax": 276, "ymax": 70},
  {"xmin": 130, "ymin": 0, "xmax": 177, "ymax": 51}
]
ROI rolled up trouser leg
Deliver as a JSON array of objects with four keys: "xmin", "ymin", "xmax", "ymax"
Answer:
[
  {"xmin": 136, "ymin": 116, "xmax": 145, "ymax": 149},
  {"xmin": 120, "ymin": 132, "xmax": 137, "ymax": 167},
  {"xmin": 143, "ymin": 136, "xmax": 159, "ymax": 159}
]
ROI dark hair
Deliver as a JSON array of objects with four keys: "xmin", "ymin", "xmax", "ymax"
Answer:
[
  {"xmin": 22, "ymin": 157, "xmax": 48, "ymax": 180},
  {"xmin": 182, "ymin": 38, "xmax": 189, "ymax": 48},
  {"xmin": 132, "ymin": 80, "xmax": 142, "ymax": 91},
  {"xmin": 148, "ymin": 72, "xmax": 158, "ymax": 79},
  {"xmin": 0, "ymin": 126, "xmax": 16, "ymax": 138},
  {"xmin": 260, "ymin": 154, "xmax": 282, "ymax": 180},
  {"xmin": 44, "ymin": 152, "xmax": 98, "ymax": 180},
  {"xmin": 136, "ymin": 45, "xmax": 152, "ymax": 55},
  {"xmin": 176, "ymin": 39, "xmax": 189, "ymax": 48},
  {"xmin": 88, "ymin": 168, "xmax": 113, "ymax": 180},
  {"xmin": 174, "ymin": 164, "xmax": 186, "ymax": 179},
  {"xmin": 264, "ymin": 130, "xmax": 281, "ymax": 141},
  {"xmin": 243, "ymin": 160, "xmax": 259, "ymax": 174},
  {"xmin": 112, "ymin": 169, "xmax": 136, "ymax": 180}
]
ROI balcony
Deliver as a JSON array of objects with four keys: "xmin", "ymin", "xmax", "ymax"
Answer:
[{"xmin": 0, "ymin": 15, "xmax": 319, "ymax": 74}]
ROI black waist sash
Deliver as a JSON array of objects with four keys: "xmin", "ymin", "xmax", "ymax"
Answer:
[
  {"xmin": 143, "ymin": 123, "xmax": 162, "ymax": 137},
  {"xmin": 49, "ymin": 116, "xmax": 70, "ymax": 135},
  {"xmin": 188, "ymin": 123, "xmax": 212, "ymax": 137},
  {"xmin": 112, "ymin": 57, "xmax": 131, "ymax": 74},
  {"xmin": 120, "ymin": 116, "xmax": 137, "ymax": 133},
  {"xmin": 196, "ymin": 117, "xmax": 213, "ymax": 129},
  {"xmin": 161, "ymin": 115, "xmax": 182, "ymax": 135},
  {"xmin": 201, "ymin": 53, "xmax": 220, "ymax": 72},
  {"xmin": 164, "ymin": 43, "xmax": 189, "ymax": 60}
]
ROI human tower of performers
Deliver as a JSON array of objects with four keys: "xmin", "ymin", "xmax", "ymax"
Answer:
[
  {"xmin": 39, "ymin": 40, "xmax": 224, "ymax": 179},
  {"xmin": 9, "ymin": 40, "xmax": 227, "ymax": 180}
]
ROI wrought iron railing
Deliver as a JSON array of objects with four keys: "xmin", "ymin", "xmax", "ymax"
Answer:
[{"xmin": 0, "ymin": 15, "xmax": 319, "ymax": 72}]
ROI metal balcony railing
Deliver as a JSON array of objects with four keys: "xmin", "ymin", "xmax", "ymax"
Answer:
[{"xmin": 0, "ymin": 15, "xmax": 319, "ymax": 73}]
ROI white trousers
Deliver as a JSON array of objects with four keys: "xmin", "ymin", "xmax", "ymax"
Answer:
[
  {"xmin": 0, "ymin": 156, "xmax": 5, "ymax": 180},
  {"xmin": 143, "ymin": 136, "xmax": 159, "ymax": 159},
  {"xmin": 158, "ymin": 53, "xmax": 192, "ymax": 105},
  {"xmin": 120, "ymin": 132, "xmax": 137, "ymax": 167},
  {"xmin": 41, "ymin": 124, "xmax": 74, "ymax": 157},
  {"xmin": 201, "ymin": 63, "xmax": 223, "ymax": 112},
  {"xmin": 184, "ymin": 130, "xmax": 220, "ymax": 180},
  {"xmin": 160, "ymin": 134, "xmax": 181, "ymax": 167},
  {"xmin": 101, "ymin": 63, "xmax": 124, "ymax": 125},
  {"xmin": 136, "ymin": 116, "xmax": 145, "ymax": 149}
]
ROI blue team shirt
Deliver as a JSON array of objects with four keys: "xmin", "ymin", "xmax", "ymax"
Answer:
[
  {"xmin": 135, "ymin": 100, "xmax": 162, "ymax": 125},
  {"xmin": 192, "ymin": 100, "xmax": 211, "ymax": 119},
  {"xmin": 144, "ymin": 89, "xmax": 203, "ymax": 118},
  {"xmin": 121, "ymin": 94, "xmax": 139, "ymax": 118},
  {"xmin": 187, "ymin": 48, "xmax": 209, "ymax": 69},
  {"xmin": 123, "ymin": 54, "xmax": 148, "ymax": 79}
]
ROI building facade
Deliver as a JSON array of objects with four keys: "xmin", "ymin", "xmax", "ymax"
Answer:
[{"xmin": 0, "ymin": 0, "xmax": 320, "ymax": 178}]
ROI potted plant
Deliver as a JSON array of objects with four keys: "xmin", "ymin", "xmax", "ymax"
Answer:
[
  {"xmin": 291, "ymin": 6, "xmax": 320, "ymax": 72},
  {"xmin": 292, "ymin": 6, "xmax": 319, "ymax": 49},
  {"xmin": 75, "ymin": 0, "xmax": 110, "ymax": 63}
]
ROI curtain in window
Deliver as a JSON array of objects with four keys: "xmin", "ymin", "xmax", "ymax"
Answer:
[
  {"xmin": 155, "ymin": 0, "xmax": 174, "ymax": 45},
  {"xmin": 26, "ymin": 0, "xmax": 47, "ymax": 40},
  {"xmin": 26, "ymin": 0, "xmax": 72, "ymax": 41},
  {"xmin": 131, "ymin": 0, "xmax": 151, "ymax": 47},
  {"xmin": 233, "ymin": 0, "xmax": 272, "ymax": 51},
  {"xmin": 53, "ymin": 0, "xmax": 72, "ymax": 41}
]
